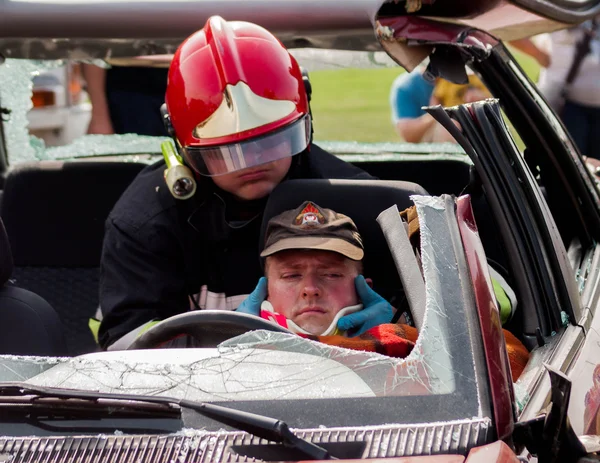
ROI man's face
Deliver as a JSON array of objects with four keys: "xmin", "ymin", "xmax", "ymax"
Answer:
[
  {"xmin": 265, "ymin": 250, "xmax": 361, "ymax": 335},
  {"xmin": 211, "ymin": 157, "xmax": 292, "ymax": 201}
]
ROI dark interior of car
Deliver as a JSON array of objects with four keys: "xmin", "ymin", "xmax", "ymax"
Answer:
[
  {"xmin": 0, "ymin": 161, "xmax": 147, "ymax": 354},
  {"xmin": 0, "ymin": 214, "xmax": 67, "ymax": 356},
  {"xmin": 0, "ymin": 153, "xmax": 523, "ymax": 356}
]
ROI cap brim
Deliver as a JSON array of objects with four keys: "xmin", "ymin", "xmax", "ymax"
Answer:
[{"xmin": 260, "ymin": 236, "xmax": 364, "ymax": 260}]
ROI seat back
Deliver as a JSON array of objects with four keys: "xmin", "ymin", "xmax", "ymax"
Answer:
[
  {"xmin": 0, "ymin": 160, "xmax": 147, "ymax": 354},
  {"xmin": 260, "ymin": 179, "xmax": 429, "ymax": 307},
  {"xmin": 0, "ymin": 216, "xmax": 68, "ymax": 356}
]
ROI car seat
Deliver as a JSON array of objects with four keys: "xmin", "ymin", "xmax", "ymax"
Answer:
[
  {"xmin": 0, "ymin": 160, "xmax": 147, "ymax": 355},
  {"xmin": 0, "ymin": 216, "xmax": 68, "ymax": 356},
  {"xmin": 260, "ymin": 179, "xmax": 429, "ymax": 312}
]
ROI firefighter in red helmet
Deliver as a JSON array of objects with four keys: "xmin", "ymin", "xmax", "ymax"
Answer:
[
  {"xmin": 165, "ymin": 18, "xmax": 312, "ymax": 187},
  {"xmin": 96, "ymin": 16, "xmax": 376, "ymax": 350}
]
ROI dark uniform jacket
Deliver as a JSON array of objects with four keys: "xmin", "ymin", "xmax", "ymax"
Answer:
[{"xmin": 98, "ymin": 144, "xmax": 374, "ymax": 348}]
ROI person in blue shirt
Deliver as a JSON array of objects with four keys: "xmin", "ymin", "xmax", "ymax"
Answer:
[
  {"xmin": 390, "ymin": 69, "xmax": 492, "ymax": 143},
  {"xmin": 389, "ymin": 69, "xmax": 437, "ymax": 143}
]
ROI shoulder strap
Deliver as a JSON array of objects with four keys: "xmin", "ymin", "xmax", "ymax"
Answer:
[{"xmin": 565, "ymin": 19, "xmax": 598, "ymax": 87}]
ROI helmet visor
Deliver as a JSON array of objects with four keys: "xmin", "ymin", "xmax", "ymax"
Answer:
[{"xmin": 183, "ymin": 115, "xmax": 311, "ymax": 177}]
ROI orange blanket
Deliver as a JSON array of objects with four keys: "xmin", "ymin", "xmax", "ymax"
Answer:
[
  {"xmin": 310, "ymin": 324, "xmax": 529, "ymax": 381},
  {"xmin": 504, "ymin": 329, "xmax": 529, "ymax": 382},
  {"xmin": 310, "ymin": 324, "xmax": 419, "ymax": 358}
]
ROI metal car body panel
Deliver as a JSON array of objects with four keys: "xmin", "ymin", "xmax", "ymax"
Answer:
[
  {"xmin": 0, "ymin": 0, "xmax": 383, "ymax": 59},
  {"xmin": 455, "ymin": 195, "xmax": 516, "ymax": 441},
  {"xmin": 567, "ymin": 324, "xmax": 600, "ymax": 436},
  {"xmin": 0, "ymin": 420, "xmax": 494, "ymax": 461},
  {"xmin": 0, "ymin": 0, "xmax": 598, "ymax": 61},
  {"xmin": 0, "ymin": 438, "xmax": 524, "ymax": 462},
  {"xmin": 563, "ymin": 245, "xmax": 600, "ymax": 436},
  {"xmin": 464, "ymin": 440, "xmax": 521, "ymax": 462}
]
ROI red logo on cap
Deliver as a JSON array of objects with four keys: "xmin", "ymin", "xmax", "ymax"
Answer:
[{"xmin": 295, "ymin": 202, "xmax": 325, "ymax": 227}]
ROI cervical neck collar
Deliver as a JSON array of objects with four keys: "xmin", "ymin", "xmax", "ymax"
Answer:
[{"xmin": 260, "ymin": 300, "xmax": 363, "ymax": 336}]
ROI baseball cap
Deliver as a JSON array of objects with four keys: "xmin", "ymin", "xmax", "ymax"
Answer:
[{"xmin": 260, "ymin": 201, "xmax": 364, "ymax": 260}]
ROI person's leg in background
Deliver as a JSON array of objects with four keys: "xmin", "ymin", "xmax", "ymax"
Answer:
[
  {"xmin": 104, "ymin": 66, "xmax": 169, "ymax": 137},
  {"xmin": 107, "ymin": 91, "xmax": 167, "ymax": 137},
  {"xmin": 561, "ymin": 100, "xmax": 600, "ymax": 159},
  {"xmin": 587, "ymin": 105, "xmax": 600, "ymax": 159}
]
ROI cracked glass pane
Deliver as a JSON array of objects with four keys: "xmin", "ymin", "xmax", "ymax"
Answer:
[
  {"xmin": 513, "ymin": 340, "xmax": 555, "ymax": 414},
  {"xmin": 0, "ymin": 55, "xmax": 485, "ymax": 422},
  {"xmin": 0, "ymin": 58, "xmax": 167, "ymax": 161},
  {"xmin": 0, "ymin": 355, "xmax": 68, "ymax": 382},
  {"xmin": 1, "ymin": 54, "xmax": 459, "ymax": 163},
  {"xmin": 0, "ymin": 59, "xmax": 56, "ymax": 162},
  {"xmin": 0, "ymin": 197, "xmax": 481, "ymax": 416},
  {"xmin": 42, "ymin": 134, "xmax": 167, "ymax": 160}
]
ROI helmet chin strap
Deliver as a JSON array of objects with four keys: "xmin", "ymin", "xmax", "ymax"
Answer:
[{"xmin": 261, "ymin": 301, "xmax": 363, "ymax": 336}]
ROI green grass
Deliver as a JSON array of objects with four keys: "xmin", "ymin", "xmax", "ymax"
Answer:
[
  {"xmin": 310, "ymin": 67, "xmax": 401, "ymax": 143},
  {"xmin": 310, "ymin": 48, "xmax": 541, "ymax": 143}
]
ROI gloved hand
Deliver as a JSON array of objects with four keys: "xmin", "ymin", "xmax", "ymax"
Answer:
[
  {"xmin": 236, "ymin": 277, "xmax": 268, "ymax": 316},
  {"xmin": 337, "ymin": 275, "xmax": 393, "ymax": 336}
]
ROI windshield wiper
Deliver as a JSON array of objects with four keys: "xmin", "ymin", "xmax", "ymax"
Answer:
[{"xmin": 0, "ymin": 382, "xmax": 333, "ymax": 460}]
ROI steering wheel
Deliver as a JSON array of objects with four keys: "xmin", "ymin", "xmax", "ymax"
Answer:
[{"xmin": 127, "ymin": 310, "xmax": 293, "ymax": 350}]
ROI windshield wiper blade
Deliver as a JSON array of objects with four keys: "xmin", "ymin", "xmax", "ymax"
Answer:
[
  {"xmin": 0, "ymin": 383, "xmax": 333, "ymax": 460},
  {"xmin": 182, "ymin": 400, "xmax": 334, "ymax": 460}
]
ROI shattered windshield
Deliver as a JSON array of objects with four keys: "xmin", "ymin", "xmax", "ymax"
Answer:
[
  {"xmin": 0, "ymin": 58, "xmax": 169, "ymax": 163},
  {"xmin": 0, "ymin": 196, "xmax": 488, "ymax": 427},
  {"xmin": 0, "ymin": 50, "xmax": 489, "ymax": 427},
  {"xmin": 0, "ymin": 52, "xmax": 464, "ymax": 165}
]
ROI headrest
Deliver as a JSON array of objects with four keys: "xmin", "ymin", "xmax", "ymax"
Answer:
[
  {"xmin": 0, "ymin": 217, "xmax": 14, "ymax": 285},
  {"xmin": 0, "ymin": 161, "xmax": 146, "ymax": 267},
  {"xmin": 260, "ymin": 179, "xmax": 429, "ymax": 304}
]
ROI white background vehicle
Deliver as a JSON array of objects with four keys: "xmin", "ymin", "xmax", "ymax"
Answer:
[{"xmin": 27, "ymin": 63, "xmax": 90, "ymax": 146}]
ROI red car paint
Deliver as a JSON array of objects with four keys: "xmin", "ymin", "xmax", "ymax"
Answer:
[
  {"xmin": 296, "ymin": 440, "xmax": 519, "ymax": 462},
  {"xmin": 465, "ymin": 440, "xmax": 520, "ymax": 462},
  {"xmin": 456, "ymin": 195, "xmax": 515, "ymax": 440},
  {"xmin": 377, "ymin": 16, "xmax": 499, "ymax": 49}
]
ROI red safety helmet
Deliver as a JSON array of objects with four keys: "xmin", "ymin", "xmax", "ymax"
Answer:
[{"xmin": 165, "ymin": 16, "xmax": 312, "ymax": 177}]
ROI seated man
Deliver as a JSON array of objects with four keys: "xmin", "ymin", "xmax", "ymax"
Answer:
[
  {"xmin": 238, "ymin": 201, "xmax": 529, "ymax": 380},
  {"xmin": 238, "ymin": 201, "xmax": 418, "ymax": 358}
]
